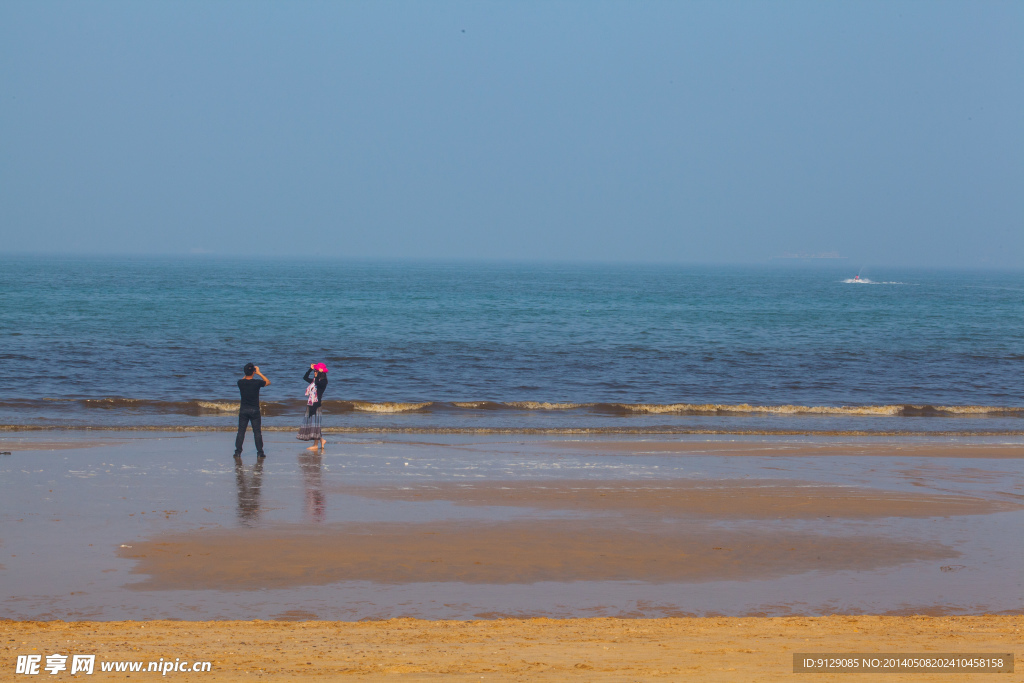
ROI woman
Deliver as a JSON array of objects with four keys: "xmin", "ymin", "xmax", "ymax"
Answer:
[{"xmin": 297, "ymin": 363, "xmax": 328, "ymax": 451}]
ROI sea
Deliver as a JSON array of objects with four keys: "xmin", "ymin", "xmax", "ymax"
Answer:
[{"xmin": 1, "ymin": 256, "xmax": 1022, "ymax": 435}]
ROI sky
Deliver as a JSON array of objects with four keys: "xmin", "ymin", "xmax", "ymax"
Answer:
[{"xmin": 1, "ymin": 1, "xmax": 1021, "ymax": 266}]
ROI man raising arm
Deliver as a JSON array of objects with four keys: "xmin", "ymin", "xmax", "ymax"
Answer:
[{"xmin": 235, "ymin": 363, "xmax": 270, "ymax": 458}]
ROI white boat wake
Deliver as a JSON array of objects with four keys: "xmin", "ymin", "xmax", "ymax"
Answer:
[{"xmin": 841, "ymin": 277, "xmax": 905, "ymax": 284}]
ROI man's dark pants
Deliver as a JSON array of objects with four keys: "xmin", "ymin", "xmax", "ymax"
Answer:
[{"xmin": 235, "ymin": 406, "xmax": 265, "ymax": 456}]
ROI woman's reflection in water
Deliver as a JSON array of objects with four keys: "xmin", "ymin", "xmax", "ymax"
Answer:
[
  {"xmin": 298, "ymin": 451, "xmax": 325, "ymax": 523},
  {"xmin": 233, "ymin": 457, "xmax": 264, "ymax": 527}
]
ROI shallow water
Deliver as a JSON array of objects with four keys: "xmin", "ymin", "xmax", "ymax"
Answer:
[{"xmin": 1, "ymin": 432, "xmax": 1021, "ymax": 620}]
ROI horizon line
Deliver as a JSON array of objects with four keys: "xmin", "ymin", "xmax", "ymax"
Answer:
[{"xmin": 0, "ymin": 251, "xmax": 1021, "ymax": 270}]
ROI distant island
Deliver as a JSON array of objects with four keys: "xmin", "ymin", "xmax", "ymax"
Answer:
[{"xmin": 770, "ymin": 251, "xmax": 848, "ymax": 261}]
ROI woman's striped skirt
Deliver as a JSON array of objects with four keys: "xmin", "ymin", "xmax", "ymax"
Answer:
[{"xmin": 297, "ymin": 406, "xmax": 322, "ymax": 441}]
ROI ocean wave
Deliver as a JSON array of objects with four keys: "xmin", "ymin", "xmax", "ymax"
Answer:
[
  {"xmin": 45, "ymin": 398, "xmax": 298, "ymax": 416},
  {"xmin": 350, "ymin": 401, "xmax": 434, "ymax": 413},
  {"xmin": 76, "ymin": 398, "xmax": 244, "ymax": 412},
  {"xmin": 1, "ymin": 398, "xmax": 1020, "ymax": 418},
  {"xmin": 81, "ymin": 398, "xmax": 151, "ymax": 409},
  {"xmin": 602, "ymin": 403, "xmax": 905, "ymax": 416},
  {"xmin": 599, "ymin": 403, "xmax": 1022, "ymax": 417},
  {"xmin": 2, "ymin": 424, "xmax": 1022, "ymax": 437},
  {"xmin": 193, "ymin": 400, "xmax": 239, "ymax": 412},
  {"xmin": 505, "ymin": 401, "xmax": 587, "ymax": 410},
  {"xmin": 451, "ymin": 401, "xmax": 506, "ymax": 410}
]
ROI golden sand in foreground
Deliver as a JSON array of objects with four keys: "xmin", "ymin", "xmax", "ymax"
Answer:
[{"xmin": 2, "ymin": 616, "xmax": 1019, "ymax": 681}]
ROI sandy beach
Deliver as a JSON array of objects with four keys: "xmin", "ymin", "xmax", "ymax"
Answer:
[
  {"xmin": 3, "ymin": 616, "xmax": 1019, "ymax": 680},
  {"xmin": 1, "ymin": 431, "xmax": 1021, "ymax": 679}
]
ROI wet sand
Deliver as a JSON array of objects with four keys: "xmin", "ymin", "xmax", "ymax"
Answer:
[
  {"xmin": 2, "ymin": 431, "xmax": 1023, "ymax": 621},
  {"xmin": 2, "ymin": 616, "xmax": 1019, "ymax": 681},
  {"xmin": 0, "ymin": 439, "xmax": 125, "ymax": 451},
  {"xmin": 549, "ymin": 440, "xmax": 1024, "ymax": 458},
  {"xmin": 118, "ymin": 520, "xmax": 957, "ymax": 590},
  {"xmin": 332, "ymin": 478, "xmax": 1020, "ymax": 519}
]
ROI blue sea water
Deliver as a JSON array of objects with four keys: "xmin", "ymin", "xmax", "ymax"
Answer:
[{"xmin": 1, "ymin": 256, "xmax": 1021, "ymax": 432}]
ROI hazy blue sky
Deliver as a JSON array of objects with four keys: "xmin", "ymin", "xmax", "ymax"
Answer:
[{"xmin": 2, "ymin": 1, "xmax": 1021, "ymax": 265}]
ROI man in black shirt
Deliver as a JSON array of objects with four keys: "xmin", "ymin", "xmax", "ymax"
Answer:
[{"xmin": 235, "ymin": 363, "xmax": 271, "ymax": 458}]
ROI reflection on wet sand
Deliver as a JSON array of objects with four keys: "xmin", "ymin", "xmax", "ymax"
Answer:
[
  {"xmin": 118, "ymin": 520, "xmax": 958, "ymax": 590},
  {"xmin": 298, "ymin": 451, "xmax": 325, "ymax": 523},
  {"xmin": 233, "ymin": 457, "xmax": 263, "ymax": 527}
]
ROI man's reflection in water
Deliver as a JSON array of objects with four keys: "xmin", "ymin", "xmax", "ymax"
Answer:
[
  {"xmin": 233, "ymin": 457, "xmax": 264, "ymax": 527},
  {"xmin": 298, "ymin": 451, "xmax": 325, "ymax": 523}
]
